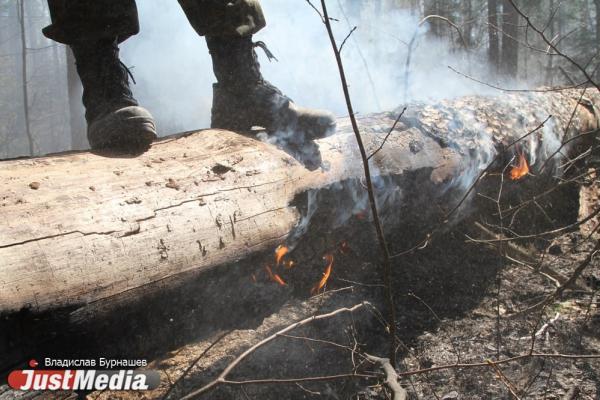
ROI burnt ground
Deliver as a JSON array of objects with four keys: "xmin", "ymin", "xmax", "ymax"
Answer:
[{"xmin": 1, "ymin": 170, "xmax": 599, "ymax": 400}]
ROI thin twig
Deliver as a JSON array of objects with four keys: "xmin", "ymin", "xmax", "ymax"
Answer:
[
  {"xmin": 218, "ymin": 373, "xmax": 379, "ymax": 386},
  {"xmin": 539, "ymin": 88, "xmax": 590, "ymax": 173},
  {"xmin": 316, "ymin": 0, "xmax": 398, "ymax": 368},
  {"xmin": 507, "ymin": 0, "xmax": 600, "ymax": 92},
  {"xmin": 339, "ymin": 26, "xmax": 357, "ymax": 52},
  {"xmin": 408, "ymin": 292, "xmax": 461, "ymax": 363},
  {"xmin": 448, "ymin": 66, "xmax": 586, "ymax": 93},
  {"xmin": 513, "ymin": 240, "xmax": 600, "ymax": 316},
  {"xmin": 161, "ymin": 331, "xmax": 231, "ymax": 400},
  {"xmin": 518, "ymin": 313, "xmax": 560, "ymax": 342},
  {"xmin": 486, "ymin": 360, "xmax": 522, "ymax": 400},
  {"xmin": 181, "ymin": 303, "xmax": 368, "ymax": 398},
  {"xmin": 419, "ymin": 14, "xmax": 468, "ymax": 49},
  {"xmin": 445, "ymin": 116, "xmax": 552, "ymax": 220},
  {"xmin": 396, "ymin": 353, "xmax": 600, "ymax": 377},
  {"xmin": 368, "ymin": 107, "xmax": 407, "ymax": 161},
  {"xmin": 365, "ymin": 354, "xmax": 407, "ymax": 400}
]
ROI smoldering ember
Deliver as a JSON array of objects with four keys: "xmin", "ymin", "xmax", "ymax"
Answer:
[{"xmin": 1, "ymin": 1, "xmax": 600, "ymax": 400}]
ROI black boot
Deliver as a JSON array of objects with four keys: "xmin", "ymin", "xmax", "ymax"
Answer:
[
  {"xmin": 71, "ymin": 39, "xmax": 156, "ymax": 153},
  {"xmin": 207, "ymin": 36, "xmax": 336, "ymax": 144}
]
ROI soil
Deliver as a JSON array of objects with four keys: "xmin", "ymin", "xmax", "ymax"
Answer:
[{"xmin": 1, "ymin": 171, "xmax": 599, "ymax": 400}]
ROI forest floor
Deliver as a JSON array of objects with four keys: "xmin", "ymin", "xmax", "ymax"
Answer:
[
  {"xmin": 1, "ymin": 180, "xmax": 599, "ymax": 400},
  {"xmin": 87, "ymin": 187, "xmax": 600, "ymax": 400}
]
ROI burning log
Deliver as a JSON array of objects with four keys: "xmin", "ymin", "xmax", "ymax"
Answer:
[{"xmin": 0, "ymin": 89, "xmax": 598, "ymax": 318}]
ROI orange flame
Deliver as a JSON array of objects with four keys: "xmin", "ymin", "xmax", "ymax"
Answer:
[
  {"xmin": 265, "ymin": 265, "xmax": 287, "ymax": 286},
  {"xmin": 275, "ymin": 245, "xmax": 289, "ymax": 266},
  {"xmin": 284, "ymin": 260, "xmax": 295, "ymax": 269},
  {"xmin": 510, "ymin": 152, "xmax": 529, "ymax": 180},
  {"xmin": 311, "ymin": 254, "xmax": 334, "ymax": 295},
  {"xmin": 273, "ymin": 274, "xmax": 287, "ymax": 286},
  {"xmin": 339, "ymin": 240, "xmax": 351, "ymax": 255},
  {"xmin": 354, "ymin": 210, "xmax": 367, "ymax": 220}
]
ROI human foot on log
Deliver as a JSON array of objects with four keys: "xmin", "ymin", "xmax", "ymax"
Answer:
[
  {"xmin": 207, "ymin": 35, "xmax": 335, "ymax": 169},
  {"xmin": 72, "ymin": 39, "xmax": 157, "ymax": 154}
]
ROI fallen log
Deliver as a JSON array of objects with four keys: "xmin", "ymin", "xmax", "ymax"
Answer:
[{"xmin": 0, "ymin": 89, "xmax": 598, "ymax": 317}]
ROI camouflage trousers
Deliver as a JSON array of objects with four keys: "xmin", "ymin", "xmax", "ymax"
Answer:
[{"xmin": 43, "ymin": 0, "xmax": 266, "ymax": 44}]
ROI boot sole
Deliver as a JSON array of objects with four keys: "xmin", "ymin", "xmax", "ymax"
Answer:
[{"xmin": 88, "ymin": 106, "xmax": 157, "ymax": 153}]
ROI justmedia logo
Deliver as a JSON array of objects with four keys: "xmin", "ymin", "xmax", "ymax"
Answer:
[{"xmin": 8, "ymin": 360, "xmax": 161, "ymax": 391}]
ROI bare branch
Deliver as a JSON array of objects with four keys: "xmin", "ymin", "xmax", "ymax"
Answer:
[
  {"xmin": 365, "ymin": 354, "xmax": 407, "ymax": 400},
  {"xmin": 180, "ymin": 303, "xmax": 368, "ymax": 399},
  {"xmin": 318, "ymin": 0, "xmax": 398, "ymax": 369},
  {"xmin": 162, "ymin": 331, "xmax": 231, "ymax": 400},
  {"xmin": 339, "ymin": 26, "xmax": 357, "ymax": 53},
  {"xmin": 507, "ymin": 0, "xmax": 600, "ymax": 92},
  {"xmin": 368, "ymin": 107, "xmax": 407, "ymax": 161},
  {"xmin": 486, "ymin": 360, "xmax": 522, "ymax": 400},
  {"xmin": 448, "ymin": 66, "xmax": 587, "ymax": 93}
]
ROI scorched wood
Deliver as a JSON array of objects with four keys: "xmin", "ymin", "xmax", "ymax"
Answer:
[{"xmin": 0, "ymin": 89, "xmax": 598, "ymax": 315}]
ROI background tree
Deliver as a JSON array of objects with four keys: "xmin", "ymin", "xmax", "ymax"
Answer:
[
  {"xmin": 0, "ymin": 0, "xmax": 599, "ymax": 159},
  {"xmin": 17, "ymin": 0, "xmax": 33, "ymax": 155},
  {"xmin": 488, "ymin": 0, "xmax": 500, "ymax": 73},
  {"xmin": 500, "ymin": 0, "xmax": 519, "ymax": 77}
]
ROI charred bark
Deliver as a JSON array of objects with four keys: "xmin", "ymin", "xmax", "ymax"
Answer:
[{"xmin": 0, "ymin": 89, "xmax": 598, "ymax": 318}]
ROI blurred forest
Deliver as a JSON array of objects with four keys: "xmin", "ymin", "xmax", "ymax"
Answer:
[{"xmin": 0, "ymin": 0, "xmax": 599, "ymax": 159}]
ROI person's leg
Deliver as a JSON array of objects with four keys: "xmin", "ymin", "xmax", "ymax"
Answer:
[
  {"xmin": 44, "ymin": 0, "xmax": 156, "ymax": 152},
  {"xmin": 178, "ymin": 0, "xmax": 335, "ymax": 152}
]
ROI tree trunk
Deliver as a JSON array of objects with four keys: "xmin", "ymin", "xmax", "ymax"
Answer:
[
  {"xmin": 463, "ymin": 0, "xmax": 473, "ymax": 47},
  {"xmin": 500, "ymin": 0, "xmax": 519, "ymax": 77},
  {"xmin": 424, "ymin": 0, "xmax": 441, "ymax": 37},
  {"xmin": 0, "ymin": 89, "xmax": 598, "ymax": 318},
  {"xmin": 545, "ymin": 0, "xmax": 555, "ymax": 85},
  {"xmin": 488, "ymin": 0, "xmax": 500, "ymax": 73},
  {"xmin": 18, "ymin": 0, "xmax": 33, "ymax": 156},
  {"xmin": 595, "ymin": 0, "xmax": 600, "ymax": 78},
  {"xmin": 66, "ymin": 47, "xmax": 87, "ymax": 150}
]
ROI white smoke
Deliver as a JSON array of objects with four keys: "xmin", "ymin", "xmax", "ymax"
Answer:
[
  {"xmin": 120, "ymin": 1, "xmax": 214, "ymax": 134},
  {"xmin": 120, "ymin": 0, "xmax": 500, "ymax": 136}
]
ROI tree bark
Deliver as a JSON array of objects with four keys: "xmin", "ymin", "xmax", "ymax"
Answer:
[
  {"xmin": 595, "ymin": 0, "xmax": 600, "ymax": 75},
  {"xmin": 488, "ymin": 0, "xmax": 500, "ymax": 73},
  {"xmin": 18, "ymin": 0, "xmax": 34, "ymax": 156},
  {"xmin": 463, "ymin": 0, "xmax": 473, "ymax": 47},
  {"xmin": 66, "ymin": 47, "xmax": 87, "ymax": 150},
  {"xmin": 545, "ymin": 0, "xmax": 555, "ymax": 85},
  {"xmin": 0, "ymin": 89, "xmax": 598, "ymax": 316},
  {"xmin": 501, "ymin": 0, "xmax": 519, "ymax": 77},
  {"xmin": 424, "ymin": 0, "xmax": 441, "ymax": 37}
]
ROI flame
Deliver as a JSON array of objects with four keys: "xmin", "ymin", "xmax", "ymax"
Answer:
[
  {"xmin": 273, "ymin": 274, "xmax": 287, "ymax": 286},
  {"xmin": 510, "ymin": 151, "xmax": 529, "ymax": 180},
  {"xmin": 251, "ymin": 273, "xmax": 257, "ymax": 283},
  {"xmin": 354, "ymin": 210, "xmax": 367, "ymax": 220},
  {"xmin": 284, "ymin": 260, "xmax": 295, "ymax": 269},
  {"xmin": 311, "ymin": 254, "xmax": 334, "ymax": 295},
  {"xmin": 275, "ymin": 245, "xmax": 289, "ymax": 266},
  {"xmin": 339, "ymin": 240, "xmax": 351, "ymax": 255},
  {"xmin": 265, "ymin": 265, "xmax": 287, "ymax": 286}
]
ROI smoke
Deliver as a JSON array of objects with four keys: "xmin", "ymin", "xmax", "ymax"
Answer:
[
  {"xmin": 117, "ymin": 0, "xmax": 521, "ymax": 241},
  {"xmin": 120, "ymin": 0, "xmax": 499, "ymax": 136},
  {"xmin": 120, "ymin": 1, "xmax": 214, "ymax": 134}
]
